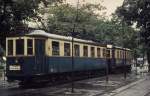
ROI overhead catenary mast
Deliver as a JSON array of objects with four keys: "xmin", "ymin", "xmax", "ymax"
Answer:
[{"xmin": 71, "ymin": 0, "xmax": 80, "ymax": 93}]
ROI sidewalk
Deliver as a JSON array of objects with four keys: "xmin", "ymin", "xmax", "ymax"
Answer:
[{"xmin": 102, "ymin": 74, "xmax": 150, "ymax": 96}]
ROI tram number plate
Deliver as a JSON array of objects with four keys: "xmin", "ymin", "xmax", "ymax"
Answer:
[{"xmin": 9, "ymin": 65, "xmax": 21, "ymax": 70}]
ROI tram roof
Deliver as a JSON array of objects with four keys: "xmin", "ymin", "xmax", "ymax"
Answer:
[
  {"xmin": 114, "ymin": 46, "xmax": 131, "ymax": 51},
  {"xmin": 6, "ymin": 30, "xmax": 131, "ymax": 50},
  {"xmin": 27, "ymin": 30, "xmax": 105, "ymax": 46}
]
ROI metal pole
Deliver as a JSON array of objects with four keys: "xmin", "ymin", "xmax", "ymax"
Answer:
[
  {"xmin": 71, "ymin": 34, "xmax": 74, "ymax": 93},
  {"xmin": 122, "ymin": 21, "xmax": 126, "ymax": 79},
  {"xmin": 124, "ymin": 49, "xmax": 127, "ymax": 79},
  {"xmin": 71, "ymin": 0, "xmax": 80, "ymax": 93},
  {"xmin": 106, "ymin": 49, "xmax": 109, "ymax": 83},
  {"xmin": 135, "ymin": 56, "xmax": 138, "ymax": 75},
  {"xmin": 142, "ymin": 50, "xmax": 145, "ymax": 76}
]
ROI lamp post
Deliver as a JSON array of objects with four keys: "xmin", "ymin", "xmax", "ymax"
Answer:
[{"xmin": 106, "ymin": 44, "xmax": 113, "ymax": 83}]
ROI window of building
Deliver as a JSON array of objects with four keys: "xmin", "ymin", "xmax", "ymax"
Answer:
[
  {"xmin": 64, "ymin": 43, "xmax": 70, "ymax": 56},
  {"xmin": 83, "ymin": 46, "xmax": 88, "ymax": 57},
  {"xmin": 16, "ymin": 39, "xmax": 24, "ymax": 55},
  {"xmin": 97, "ymin": 48, "xmax": 101, "ymax": 58},
  {"xmin": 52, "ymin": 41, "xmax": 59, "ymax": 56},
  {"xmin": 27, "ymin": 39, "xmax": 33, "ymax": 55},
  {"xmin": 91, "ymin": 47, "xmax": 95, "ymax": 57},
  {"xmin": 74, "ymin": 44, "xmax": 80, "ymax": 56},
  {"xmin": 8, "ymin": 40, "xmax": 13, "ymax": 55}
]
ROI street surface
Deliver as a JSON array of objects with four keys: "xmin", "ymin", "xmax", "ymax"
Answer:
[
  {"xmin": 103, "ymin": 74, "xmax": 150, "ymax": 96},
  {"xmin": 0, "ymin": 70, "xmax": 148, "ymax": 96}
]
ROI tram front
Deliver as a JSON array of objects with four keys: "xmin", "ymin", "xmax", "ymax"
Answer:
[{"xmin": 6, "ymin": 36, "xmax": 37, "ymax": 81}]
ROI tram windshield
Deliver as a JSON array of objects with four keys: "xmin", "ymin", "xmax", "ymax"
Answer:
[
  {"xmin": 16, "ymin": 39, "xmax": 24, "ymax": 55},
  {"xmin": 7, "ymin": 40, "xmax": 13, "ymax": 55},
  {"xmin": 7, "ymin": 38, "xmax": 34, "ymax": 56}
]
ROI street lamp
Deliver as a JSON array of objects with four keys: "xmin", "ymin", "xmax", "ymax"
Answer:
[{"xmin": 106, "ymin": 44, "xmax": 113, "ymax": 83}]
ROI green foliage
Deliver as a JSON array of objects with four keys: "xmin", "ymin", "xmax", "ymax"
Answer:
[
  {"xmin": 94, "ymin": 16, "xmax": 138, "ymax": 51},
  {"xmin": 45, "ymin": 3, "xmax": 137, "ymax": 51},
  {"xmin": 116, "ymin": 0, "xmax": 150, "ymax": 60},
  {"xmin": 0, "ymin": 0, "xmax": 40, "ymax": 33},
  {"xmin": 46, "ymin": 3, "xmax": 106, "ymax": 39},
  {"xmin": 0, "ymin": 0, "xmax": 138, "ymax": 60},
  {"xmin": 0, "ymin": 0, "xmax": 62, "ymax": 47}
]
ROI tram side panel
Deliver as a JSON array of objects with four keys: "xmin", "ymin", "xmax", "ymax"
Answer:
[{"xmin": 47, "ymin": 57, "xmax": 106, "ymax": 73}]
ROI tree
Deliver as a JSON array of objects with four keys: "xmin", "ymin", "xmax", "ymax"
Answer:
[
  {"xmin": 94, "ymin": 15, "xmax": 138, "ymax": 50},
  {"xmin": 0, "ymin": 0, "xmax": 62, "ymax": 48},
  {"xmin": 46, "ymin": 3, "xmax": 106, "ymax": 40},
  {"xmin": 116, "ymin": 0, "xmax": 150, "ymax": 66},
  {"xmin": 45, "ymin": 3, "xmax": 137, "ymax": 51}
]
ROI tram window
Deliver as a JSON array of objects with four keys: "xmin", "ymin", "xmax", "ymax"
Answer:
[
  {"xmin": 27, "ymin": 39, "xmax": 33, "ymax": 55},
  {"xmin": 128, "ymin": 52, "xmax": 129, "ymax": 58},
  {"xmin": 83, "ymin": 46, "xmax": 88, "ymax": 57},
  {"xmin": 120, "ymin": 51, "xmax": 122, "ymax": 58},
  {"xmin": 52, "ymin": 41, "xmax": 60, "ymax": 56},
  {"xmin": 129, "ymin": 52, "xmax": 131, "ymax": 58},
  {"xmin": 8, "ymin": 40, "xmax": 13, "ymax": 55},
  {"xmin": 119, "ymin": 51, "xmax": 121, "ymax": 58},
  {"xmin": 106, "ymin": 50, "xmax": 110, "ymax": 58},
  {"xmin": 126, "ymin": 52, "xmax": 128, "ymax": 58},
  {"xmin": 103, "ymin": 48, "xmax": 106, "ymax": 58},
  {"xmin": 117, "ymin": 50, "xmax": 119, "ymax": 58},
  {"xmin": 64, "ymin": 43, "xmax": 70, "ymax": 56},
  {"xmin": 126, "ymin": 51, "xmax": 128, "ymax": 58},
  {"xmin": 91, "ymin": 47, "xmax": 95, "ymax": 57},
  {"xmin": 16, "ymin": 39, "xmax": 24, "ymax": 55},
  {"xmin": 97, "ymin": 48, "xmax": 101, "ymax": 58},
  {"xmin": 74, "ymin": 44, "xmax": 80, "ymax": 56}
]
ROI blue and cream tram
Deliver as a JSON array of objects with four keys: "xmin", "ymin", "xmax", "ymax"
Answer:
[{"xmin": 6, "ymin": 30, "xmax": 132, "ymax": 83}]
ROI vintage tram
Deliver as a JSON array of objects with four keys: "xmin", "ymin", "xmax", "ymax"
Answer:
[{"xmin": 6, "ymin": 30, "xmax": 132, "ymax": 84}]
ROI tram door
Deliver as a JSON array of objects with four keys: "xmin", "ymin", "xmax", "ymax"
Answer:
[{"xmin": 34, "ymin": 39, "xmax": 46, "ymax": 73}]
